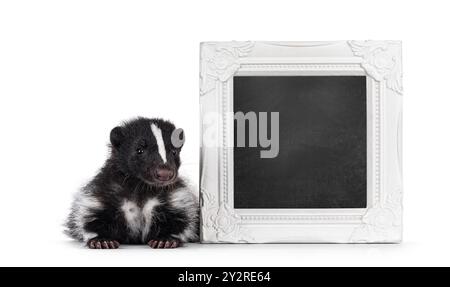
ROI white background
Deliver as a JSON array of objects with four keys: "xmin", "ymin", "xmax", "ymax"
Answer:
[{"xmin": 0, "ymin": 0, "xmax": 449, "ymax": 267}]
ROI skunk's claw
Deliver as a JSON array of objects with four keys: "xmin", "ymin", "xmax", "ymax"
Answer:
[
  {"xmin": 87, "ymin": 239, "xmax": 120, "ymax": 249},
  {"xmin": 148, "ymin": 239, "xmax": 181, "ymax": 249}
]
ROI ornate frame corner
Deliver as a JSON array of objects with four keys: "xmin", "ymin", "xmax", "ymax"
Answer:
[
  {"xmin": 348, "ymin": 40, "xmax": 403, "ymax": 95},
  {"xmin": 200, "ymin": 41, "xmax": 254, "ymax": 95}
]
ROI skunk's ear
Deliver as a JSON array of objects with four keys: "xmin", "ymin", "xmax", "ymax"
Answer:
[
  {"xmin": 171, "ymin": 128, "xmax": 185, "ymax": 148},
  {"xmin": 110, "ymin": 126, "xmax": 124, "ymax": 148}
]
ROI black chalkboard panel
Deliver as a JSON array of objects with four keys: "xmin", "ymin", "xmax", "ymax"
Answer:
[{"xmin": 233, "ymin": 76, "xmax": 367, "ymax": 209}]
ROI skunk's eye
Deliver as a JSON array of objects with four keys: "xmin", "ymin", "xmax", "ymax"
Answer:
[
  {"xmin": 171, "ymin": 149, "xmax": 179, "ymax": 156},
  {"xmin": 136, "ymin": 148, "xmax": 144, "ymax": 155}
]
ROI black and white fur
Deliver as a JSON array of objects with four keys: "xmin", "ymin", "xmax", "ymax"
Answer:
[{"xmin": 65, "ymin": 117, "xmax": 199, "ymax": 249}]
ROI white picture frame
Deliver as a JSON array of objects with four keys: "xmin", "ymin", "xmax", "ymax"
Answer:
[{"xmin": 199, "ymin": 41, "xmax": 403, "ymax": 243}]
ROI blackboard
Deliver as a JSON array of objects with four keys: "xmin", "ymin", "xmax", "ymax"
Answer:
[{"xmin": 233, "ymin": 76, "xmax": 367, "ymax": 209}]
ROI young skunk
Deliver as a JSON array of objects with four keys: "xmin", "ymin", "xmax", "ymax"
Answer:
[{"xmin": 65, "ymin": 117, "xmax": 199, "ymax": 249}]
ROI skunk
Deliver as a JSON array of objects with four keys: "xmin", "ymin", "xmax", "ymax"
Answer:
[{"xmin": 65, "ymin": 117, "xmax": 199, "ymax": 249}]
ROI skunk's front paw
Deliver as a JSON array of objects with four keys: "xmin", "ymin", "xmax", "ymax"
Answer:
[
  {"xmin": 87, "ymin": 238, "xmax": 120, "ymax": 249},
  {"xmin": 148, "ymin": 239, "xmax": 181, "ymax": 249}
]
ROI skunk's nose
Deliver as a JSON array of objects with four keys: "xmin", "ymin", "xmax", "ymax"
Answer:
[{"xmin": 155, "ymin": 167, "xmax": 175, "ymax": 181}]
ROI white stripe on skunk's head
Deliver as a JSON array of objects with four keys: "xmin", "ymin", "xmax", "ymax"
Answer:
[
  {"xmin": 150, "ymin": 123, "xmax": 167, "ymax": 164},
  {"xmin": 109, "ymin": 117, "xmax": 184, "ymax": 187}
]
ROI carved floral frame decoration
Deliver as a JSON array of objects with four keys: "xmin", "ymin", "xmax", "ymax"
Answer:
[{"xmin": 199, "ymin": 41, "xmax": 403, "ymax": 243}]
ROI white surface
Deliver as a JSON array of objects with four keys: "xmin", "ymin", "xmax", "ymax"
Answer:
[
  {"xmin": 0, "ymin": 0, "xmax": 448, "ymax": 266},
  {"xmin": 199, "ymin": 41, "xmax": 402, "ymax": 243}
]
